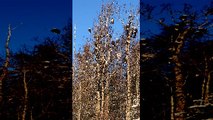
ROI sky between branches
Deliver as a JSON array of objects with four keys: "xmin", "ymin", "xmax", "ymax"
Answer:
[{"xmin": 73, "ymin": 0, "xmax": 139, "ymax": 52}]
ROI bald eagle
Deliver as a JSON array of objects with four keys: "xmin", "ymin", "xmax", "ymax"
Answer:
[
  {"xmin": 110, "ymin": 18, "xmax": 114, "ymax": 24},
  {"xmin": 88, "ymin": 28, "xmax": 91, "ymax": 33},
  {"xmin": 51, "ymin": 28, "xmax": 61, "ymax": 34}
]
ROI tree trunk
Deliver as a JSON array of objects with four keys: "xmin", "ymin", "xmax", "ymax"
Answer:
[
  {"xmin": 172, "ymin": 29, "xmax": 190, "ymax": 120},
  {"xmin": 204, "ymin": 71, "xmax": 212, "ymax": 104},
  {"xmin": 171, "ymin": 87, "xmax": 175, "ymax": 120},
  {"xmin": 126, "ymin": 35, "xmax": 131, "ymax": 120},
  {"xmin": 173, "ymin": 61, "xmax": 185, "ymax": 120},
  {"xmin": 104, "ymin": 78, "xmax": 109, "ymax": 120},
  {"xmin": 96, "ymin": 64, "xmax": 101, "ymax": 120},
  {"xmin": 100, "ymin": 67, "xmax": 105, "ymax": 119},
  {"xmin": 136, "ymin": 51, "xmax": 140, "ymax": 102},
  {"xmin": 0, "ymin": 25, "xmax": 11, "ymax": 103},
  {"xmin": 201, "ymin": 57, "xmax": 208, "ymax": 104},
  {"xmin": 103, "ymin": 38, "xmax": 111, "ymax": 120},
  {"xmin": 96, "ymin": 91, "xmax": 101, "ymax": 120},
  {"xmin": 22, "ymin": 69, "xmax": 28, "ymax": 120},
  {"xmin": 77, "ymin": 81, "xmax": 82, "ymax": 120},
  {"xmin": 201, "ymin": 57, "xmax": 212, "ymax": 105},
  {"xmin": 30, "ymin": 109, "xmax": 33, "ymax": 120},
  {"xmin": 0, "ymin": 79, "xmax": 2, "ymax": 104}
]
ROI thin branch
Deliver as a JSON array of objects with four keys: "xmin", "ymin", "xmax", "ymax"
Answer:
[{"xmin": 0, "ymin": 24, "xmax": 11, "ymax": 81}]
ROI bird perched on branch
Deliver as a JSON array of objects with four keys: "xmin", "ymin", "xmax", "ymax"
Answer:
[
  {"xmin": 110, "ymin": 18, "xmax": 114, "ymax": 24},
  {"xmin": 51, "ymin": 28, "xmax": 61, "ymax": 34},
  {"xmin": 179, "ymin": 14, "xmax": 188, "ymax": 21},
  {"xmin": 159, "ymin": 18, "xmax": 165, "ymax": 23},
  {"xmin": 88, "ymin": 28, "xmax": 92, "ymax": 33}
]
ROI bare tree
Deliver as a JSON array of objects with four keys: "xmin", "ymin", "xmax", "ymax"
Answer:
[
  {"xmin": 171, "ymin": 28, "xmax": 190, "ymax": 120},
  {"xmin": 72, "ymin": 1, "xmax": 139, "ymax": 119},
  {"xmin": 92, "ymin": 3, "xmax": 115, "ymax": 119},
  {"xmin": 124, "ymin": 15, "xmax": 138, "ymax": 120},
  {"xmin": 0, "ymin": 24, "xmax": 11, "ymax": 103}
]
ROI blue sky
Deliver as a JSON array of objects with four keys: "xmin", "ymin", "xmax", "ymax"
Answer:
[
  {"xmin": 73, "ymin": 0, "xmax": 139, "ymax": 52},
  {"xmin": 0, "ymin": 0, "xmax": 71, "ymax": 54}
]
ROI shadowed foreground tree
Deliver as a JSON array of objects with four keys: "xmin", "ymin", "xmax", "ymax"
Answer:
[
  {"xmin": 0, "ymin": 20, "xmax": 72, "ymax": 119},
  {"xmin": 141, "ymin": 1, "xmax": 213, "ymax": 120},
  {"xmin": 0, "ymin": 24, "xmax": 11, "ymax": 106}
]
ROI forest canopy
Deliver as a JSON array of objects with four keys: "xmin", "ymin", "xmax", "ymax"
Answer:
[{"xmin": 0, "ymin": 20, "xmax": 72, "ymax": 119}]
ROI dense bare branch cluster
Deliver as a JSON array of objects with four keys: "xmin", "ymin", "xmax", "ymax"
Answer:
[{"xmin": 72, "ymin": 1, "xmax": 140, "ymax": 120}]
